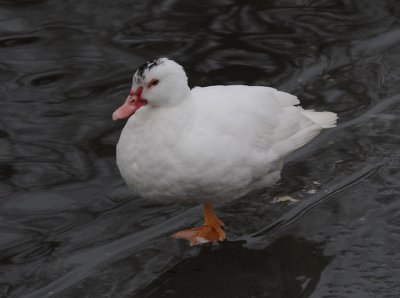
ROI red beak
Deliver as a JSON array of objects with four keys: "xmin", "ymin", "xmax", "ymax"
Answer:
[{"xmin": 112, "ymin": 87, "xmax": 147, "ymax": 121}]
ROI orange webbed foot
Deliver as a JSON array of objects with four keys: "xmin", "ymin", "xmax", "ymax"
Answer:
[
  {"xmin": 171, "ymin": 203, "xmax": 226, "ymax": 246},
  {"xmin": 171, "ymin": 223, "xmax": 226, "ymax": 246}
]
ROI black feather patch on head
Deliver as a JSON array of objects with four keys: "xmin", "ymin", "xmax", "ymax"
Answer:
[{"xmin": 133, "ymin": 58, "xmax": 164, "ymax": 84}]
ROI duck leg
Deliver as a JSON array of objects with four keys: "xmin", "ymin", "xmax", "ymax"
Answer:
[{"xmin": 171, "ymin": 203, "xmax": 226, "ymax": 246}]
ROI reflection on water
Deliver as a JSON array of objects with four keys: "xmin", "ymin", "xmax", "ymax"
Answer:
[
  {"xmin": 137, "ymin": 237, "xmax": 333, "ymax": 298},
  {"xmin": 1, "ymin": 0, "xmax": 400, "ymax": 297}
]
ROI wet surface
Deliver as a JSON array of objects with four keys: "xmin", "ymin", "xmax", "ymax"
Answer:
[{"xmin": 1, "ymin": 0, "xmax": 400, "ymax": 297}]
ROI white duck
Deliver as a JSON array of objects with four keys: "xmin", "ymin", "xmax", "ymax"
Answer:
[{"xmin": 113, "ymin": 58, "xmax": 337, "ymax": 245}]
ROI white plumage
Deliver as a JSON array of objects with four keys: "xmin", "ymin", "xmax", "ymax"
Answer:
[{"xmin": 114, "ymin": 58, "xmax": 337, "ymax": 206}]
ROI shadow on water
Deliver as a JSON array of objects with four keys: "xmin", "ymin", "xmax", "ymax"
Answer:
[{"xmin": 138, "ymin": 237, "xmax": 332, "ymax": 298}]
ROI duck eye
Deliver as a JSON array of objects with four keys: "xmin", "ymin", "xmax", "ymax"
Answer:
[{"xmin": 148, "ymin": 79, "xmax": 159, "ymax": 87}]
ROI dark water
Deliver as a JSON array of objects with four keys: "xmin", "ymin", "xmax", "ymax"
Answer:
[{"xmin": 1, "ymin": 0, "xmax": 400, "ymax": 297}]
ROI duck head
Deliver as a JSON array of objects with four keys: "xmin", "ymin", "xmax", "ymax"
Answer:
[{"xmin": 112, "ymin": 58, "xmax": 190, "ymax": 121}]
